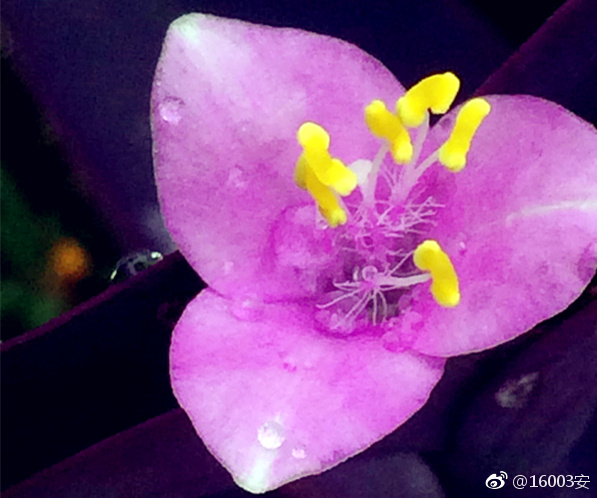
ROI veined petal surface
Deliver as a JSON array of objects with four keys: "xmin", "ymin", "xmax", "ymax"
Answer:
[{"xmin": 170, "ymin": 290, "xmax": 445, "ymax": 493}]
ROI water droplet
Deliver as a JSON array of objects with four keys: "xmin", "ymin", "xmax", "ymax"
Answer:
[
  {"xmin": 315, "ymin": 212, "xmax": 329, "ymax": 230},
  {"xmin": 397, "ymin": 294, "xmax": 412, "ymax": 312},
  {"xmin": 456, "ymin": 232, "xmax": 468, "ymax": 255},
  {"xmin": 328, "ymin": 312, "xmax": 342, "ymax": 329},
  {"xmin": 282, "ymin": 361, "xmax": 297, "ymax": 372},
  {"xmin": 223, "ymin": 261, "xmax": 234, "ymax": 274},
  {"xmin": 381, "ymin": 330, "xmax": 402, "ymax": 353},
  {"xmin": 292, "ymin": 447, "xmax": 307, "ymax": 459},
  {"xmin": 361, "ymin": 265, "xmax": 378, "ymax": 281},
  {"xmin": 231, "ymin": 296, "xmax": 264, "ymax": 321},
  {"xmin": 257, "ymin": 421, "xmax": 285, "ymax": 449},
  {"xmin": 393, "ymin": 311, "xmax": 422, "ymax": 348},
  {"xmin": 110, "ymin": 250, "xmax": 163, "ymax": 283},
  {"xmin": 279, "ymin": 352, "xmax": 298, "ymax": 372},
  {"xmin": 227, "ymin": 166, "xmax": 248, "ymax": 189},
  {"xmin": 159, "ymin": 97, "xmax": 184, "ymax": 124}
]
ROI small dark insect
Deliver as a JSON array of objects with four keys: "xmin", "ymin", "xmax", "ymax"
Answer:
[{"xmin": 110, "ymin": 250, "xmax": 164, "ymax": 283}]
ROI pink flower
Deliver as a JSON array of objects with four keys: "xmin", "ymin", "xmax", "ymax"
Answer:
[{"xmin": 151, "ymin": 14, "xmax": 597, "ymax": 493}]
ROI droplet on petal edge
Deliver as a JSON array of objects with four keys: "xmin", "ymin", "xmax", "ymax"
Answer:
[
  {"xmin": 257, "ymin": 421, "xmax": 285, "ymax": 450},
  {"xmin": 158, "ymin": 96, "xmax": 184, "ymax": 124}
]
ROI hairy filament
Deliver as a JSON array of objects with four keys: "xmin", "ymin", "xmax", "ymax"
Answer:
[{"xmin": 363, "ymin": 143, "xmax": 390, "ymax": 204}]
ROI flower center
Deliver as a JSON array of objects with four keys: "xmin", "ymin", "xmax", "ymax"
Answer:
[{"xmin": 293, "ymin": 72, "xmax": 490, "ymax": 334}]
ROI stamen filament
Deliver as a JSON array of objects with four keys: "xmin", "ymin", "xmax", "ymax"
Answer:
[
  {"xmin": 376, "ymin": 273, "xmax": 431, "ymax": 287},
  {"xmin": 363, "ymin": 143, "xmax": 390, "ymax": 204},
  {"xmin": 396, "ymin": 150, "xmax": 439, "ymax": 200},
  {"xmin": 410, "ymin": 112, "xmax": 430, "ymax": 166},
  {"xmin": 317, "ymin": 287, "xmax": 363, "ymax": 309}
]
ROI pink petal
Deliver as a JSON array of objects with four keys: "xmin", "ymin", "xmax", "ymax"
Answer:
[
  {"xmin": 411, "ymin": 95, "xmax": 597, "ymax": 356},
  {"xmin": 152, "ymin": 14, "xmax": 404, "ymax": 301},
  {"xmin": 170, "ymin": 289, "xmax": 445, "ymax": 493}
]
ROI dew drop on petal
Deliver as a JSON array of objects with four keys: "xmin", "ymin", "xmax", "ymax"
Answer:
[
  {"xmin": 282, "ymin": 360, "xmax": 297, "ymax": 373},
  {"xmin": 292, "ymin": 447, "xmax": 307, "ymax": 459},
  {"xmin": 223, "ymin": 261, "xmax": 234, "ymax": 274},
  {"xmin": 279, "ymin": 352, "xmax": 298, "ymax": 373},
  {"xmin": 456, "ymin": 232, "xmax": 468, "ymax": 255},
  {"xmin": 159, "ymin": 97, "xmax": 184, "ymax": 124},
  {"xmin": 257, "ymin": 421, "xmax": 285, "ymax": 450},
  {"xmin": 227, "ymin": 166, "xmax": 248, "ymax": 189},
  {"xmin": 398, "ymin": 311, "xmax": 423, "ymax": 348},
  {"xmin": 231, "ymin": 296, "xmax": 264, "ymax": 321},
  {"xmin": 315, "ymin": 212, "xmax": 329, "ymax": 230},
  {"xmin": 361, "ymin": 265, "xmax": 378, "ymax": 281},
  {"xmin": 397, "ymin": 293, "xmax": 413, "ymax": 313},
  {"xmin": 381, "ymin": 330, "xmax": 402, "ymax": 353}
]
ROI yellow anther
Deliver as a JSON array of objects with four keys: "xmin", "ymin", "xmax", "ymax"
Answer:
[
  {"xmin": 364, "ymin": 100, "xmax": 413, "ymax": 164},
  {"xmin": 297, "ymin": 122, "xmax": 357, "ymax": 196},
  {"xmin": 438, "ymin": 98, "xmax": 491, "ymax": 172},
  {"xmin": 396, "ymin": 72, "xmax": 461, "ymax": 127},
  {"xmin": 297, "ymin": 122, "xmax": 330, "ymax": 159},
  {"xmin": 413, "ymin": 240, "xmax": 460, "ymax": 308},
  {"xmin": 304, "ymin": 164, "xmax": 347, "ymax": 227}
]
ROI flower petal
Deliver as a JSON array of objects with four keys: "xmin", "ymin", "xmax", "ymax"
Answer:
[
  {"xmin": 412, "ymin": 95, "xmax": 597, "ymax": 356},
  {"xmin": 152, "ymin": 14, "xmax": 404, "ymax": 301},
  {"xmin": 170, "ymin": 289, "xmax": 445, "ymax": 493}
]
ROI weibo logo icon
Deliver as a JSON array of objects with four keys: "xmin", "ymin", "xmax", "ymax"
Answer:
[{"xmin": 486, "ymin": 471, "xmax": 508, "ymax": 489}]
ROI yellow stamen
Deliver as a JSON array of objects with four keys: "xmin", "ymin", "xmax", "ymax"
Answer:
[
  {"xmin": 303, "ymin": 164, "xmax": 347, "ymax": 227},
  {"xmin": 413, "ymin": 240, "xmax": 460, "ymax": 307},
  {"xmin": 396, "ymin": 72, "xmax": 461, "ymax": 127},
  {"xmin": 297, "ymin": 122, "xmax": 357, "ymax": 196},
  {"xmin": 364, "ymin": 100, "xmax": 413, "ymax": 164},
  {"xmin": 438, "ymin": 98, "xmax": 491, "ymax": 172}
]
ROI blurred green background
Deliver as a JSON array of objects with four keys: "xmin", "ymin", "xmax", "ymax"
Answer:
[{"xmin": 1, "ymin": 57, "xmax": 119, "ymax": 341}]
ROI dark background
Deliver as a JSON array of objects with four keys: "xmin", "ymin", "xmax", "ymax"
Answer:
[{"xmin": 2, "ymin": 0, "xmax": 596, "ymax": 497}]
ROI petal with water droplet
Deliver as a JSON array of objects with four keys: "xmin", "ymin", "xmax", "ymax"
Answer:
[
  {"xmin": 151, "ymin": 14, "xmax": 405, "ymax": 301},
  {"xmin": 170, "ymin": 289, "xmax": 445, "ymax": 493}
]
